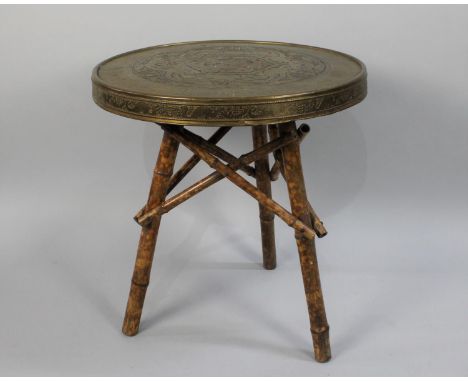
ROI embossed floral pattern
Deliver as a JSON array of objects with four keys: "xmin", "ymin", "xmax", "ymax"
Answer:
[{"xmin": 132, "ymin": 44, "xmax": 328, "ymax": 88}]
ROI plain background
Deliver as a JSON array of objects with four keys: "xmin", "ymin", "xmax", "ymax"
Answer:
[{"xmin": 1, "ymin": 5, "xmax": 467, "ymax": 376}]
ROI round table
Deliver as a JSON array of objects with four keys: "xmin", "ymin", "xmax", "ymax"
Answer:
[{"xmin": 92, "ymin": 40, "xmax": 367, "ymax": 363}]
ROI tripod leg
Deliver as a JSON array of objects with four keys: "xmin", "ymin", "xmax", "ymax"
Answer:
[
  {"xmin": 252, "ymin": 125, "xmax": 277, "ymax": 270},
  {"xmin": 122, "ymin": 130, "xmax": 179, "ymax": 336},
  {"xmin": 279, "ymin": 121, "xmax": 331, "ymax": 362}
]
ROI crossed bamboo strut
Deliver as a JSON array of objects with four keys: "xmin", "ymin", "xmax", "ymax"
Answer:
[{"xmin": 134, "ymin": 124, "xmax": 327, "ymax": 241}]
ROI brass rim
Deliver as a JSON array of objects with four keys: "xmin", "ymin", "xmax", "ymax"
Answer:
[{"xmin": 92, "ymin": 40, "xmax": 367, "ymax": 125}]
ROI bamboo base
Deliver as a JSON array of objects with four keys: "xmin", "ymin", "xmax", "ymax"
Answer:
[{"xmin": 122, "ymin": 121, "xmax": 331, "ymax": 362}]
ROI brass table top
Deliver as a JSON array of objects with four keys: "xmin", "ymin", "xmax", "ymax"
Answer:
[{"xmin": 92, "ymin": 40, "xmax": 367, "ymax": 126}]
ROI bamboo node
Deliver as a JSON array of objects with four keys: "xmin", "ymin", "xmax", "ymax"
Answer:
[
  {"xmin": 311, "ymin": 325, "xmax": 330, "ymax": 334},
  {"xmin": 131, "ymin": 279, "xmax": 149, "ymax": 288},
  {"xmin": 260, "ymin": 214, "xmax": 275, "ymax": 222},
  {"xmin": 153, "ymin": 169, "xmax": 173, "ymax": 177},
  {"xmin": 134, "ymin": 205, "xmax": 163, "ymax": 226}
]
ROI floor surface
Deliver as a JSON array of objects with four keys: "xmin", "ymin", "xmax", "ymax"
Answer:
[{"xmin": 1, "ymin": 177, "xmax": 467, "ymax": 376}]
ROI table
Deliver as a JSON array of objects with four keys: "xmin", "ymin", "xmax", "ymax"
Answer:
[{"xmin": 92, "ymin": 40, "xmax": 367, "ymax": 363}]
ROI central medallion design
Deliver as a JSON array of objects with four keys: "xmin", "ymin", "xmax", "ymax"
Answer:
[{"xmin": 131, "ymin": 44, "xmax": 328, "ymax": 89}]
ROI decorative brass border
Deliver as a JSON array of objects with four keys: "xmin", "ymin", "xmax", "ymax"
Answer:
[
  {"xmin": 92, "ymin": 40, "xmax": 367, "ymax": 126},
  {"xmin": 92, "ymin": 77, "xmax": 367, "ymax": 126}
]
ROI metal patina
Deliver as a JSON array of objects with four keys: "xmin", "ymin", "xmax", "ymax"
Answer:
[{"xmin": 92, "ymin": 40, "xmax": 367, "ymax": 126}]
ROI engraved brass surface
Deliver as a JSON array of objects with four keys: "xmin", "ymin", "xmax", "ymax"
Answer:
[{"xmin": 92, "ymin": 40, "xmax": 367, "ymax": 126}]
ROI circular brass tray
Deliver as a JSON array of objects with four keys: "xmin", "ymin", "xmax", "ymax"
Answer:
[{"xmin": 92, "ymin": 40, "xmax": 367, "ymax": 126}]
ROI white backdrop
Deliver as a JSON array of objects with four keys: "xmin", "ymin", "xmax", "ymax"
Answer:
[{"xmin": 1, "ymin": 5, "xmax": 467, "ymax": 376}]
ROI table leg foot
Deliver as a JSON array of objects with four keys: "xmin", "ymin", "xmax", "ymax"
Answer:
[
  {"xmin": 122, "ymin": 282, "xmax": 147, "ymax": 336},
  {"xmin": 312, "ymin": 327, "xmax": 331, "ymax": 362}
]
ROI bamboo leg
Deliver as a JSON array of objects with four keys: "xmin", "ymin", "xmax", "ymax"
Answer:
[
  {"xmin": 252, "ymin": 125, "xmax": 276, "ymax": 270},
  {"xmin": 279, "ymin": 121, "xmax": 331, "ymax": 363},
  {"xmin": 122, "ymin": 130, "xmax": 180, "ymax": 336}
]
